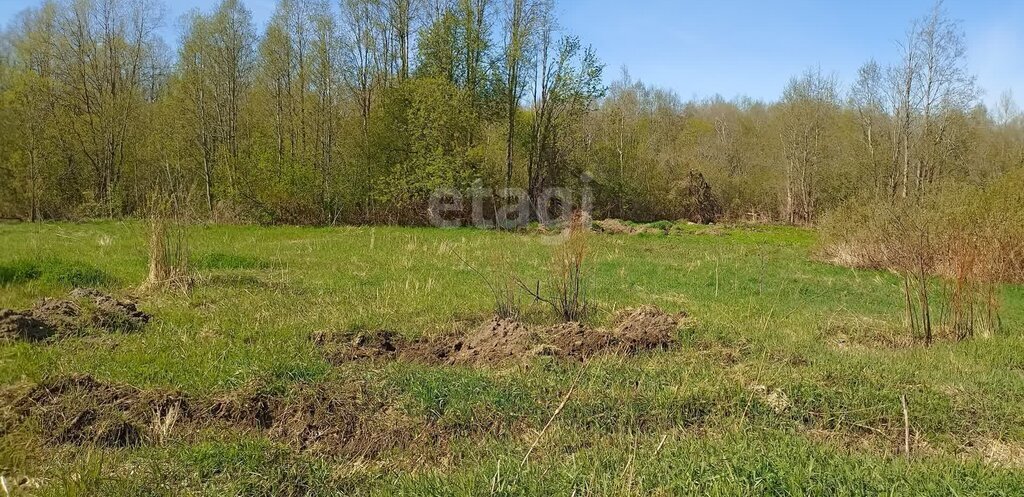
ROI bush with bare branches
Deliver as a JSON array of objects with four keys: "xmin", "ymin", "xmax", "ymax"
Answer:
[
  {"xmin": 521, "ymin": 212, "xmax": 592, "ymax": 322},
  {"xmin": 821, "ymin": 174, "xmax": 1024, "ymax": 343}
]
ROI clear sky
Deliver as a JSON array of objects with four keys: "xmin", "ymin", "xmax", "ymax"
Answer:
[{"xmin": 2, "ymin": 0, "xmax": 1021, "ymax": 107}]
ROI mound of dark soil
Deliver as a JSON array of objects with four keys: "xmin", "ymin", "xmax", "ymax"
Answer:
[
  {"xmin": 445, "ymin": 307, "xmax": 685, "ymax": 365},
  {"xmin": 207, "ymin": 387, "xmax": 276, "ymax": 429},
  {"xmin": 533, "ymin": 307, "xmax": 683, "ymax": 361},
  {"xmin": 607, "ymin": 306, "xmax": 685, "ymax": 352},
  {"xmin": 207, "ymin": 383, "xmax": 431, "ymax": 458},
  {"xmin": 7, "ymin": 375, "xmax": 186, "ymax": 448},
  {"xmin": 0, "ymin": 289, "xmax": 150, "ymax": 343},
  {"xmin": 0, "ymin": 309, "xmax": 55, "ymax": 342},
  {"xmin": 318, "ymin": 307, "xmax": 687, "ymax": 367},
  {"xmin": 68, "ymin": 288, "xmax": 151, "ymax": 331},
  {"xmin": 31, "ymin": 297, "xmax": 84, "ymax": 335},
  {"xmin": 265, "ymin": 383, "xmax": 435, "ymax": 458},
  {"xmin": 5, "ymin": 375, "xmax": 438, "ymax": 460},
  {"xmin": 313, "ymin": 329, "xmax": 408, "ymax": 363}
]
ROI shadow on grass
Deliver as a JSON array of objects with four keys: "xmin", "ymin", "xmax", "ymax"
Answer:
[{"xmin": 0, "ymin": 258, "xmax": 114, "ymax": 287}]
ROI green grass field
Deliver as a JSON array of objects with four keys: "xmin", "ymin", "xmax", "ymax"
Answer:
[{"xmin": 2, "ymin": 221, "xmax": 1023, "ymax": 496}]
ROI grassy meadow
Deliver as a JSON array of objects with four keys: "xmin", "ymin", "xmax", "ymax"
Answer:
[{"xmin": 1, "ymin": 221, "xmax": 1023, "ymax": 495}]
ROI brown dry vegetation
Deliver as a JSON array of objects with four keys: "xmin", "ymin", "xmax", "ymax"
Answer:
[
  {"xmin": 144, "ymin": 196, "xmax": 193, "ymax": 292},
  {"xmin": 820, "ymin": 173, "xmax": 1024, "ymax": 342}
]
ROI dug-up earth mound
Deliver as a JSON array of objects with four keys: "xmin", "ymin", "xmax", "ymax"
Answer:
[
  {"xmin": 316, "ymin": 306, "xmax": 687, "ymax": 367},
  {"xmin": 0, "ymin": 374, "xmax": 436, "ymax": 460},
  {"xmin": 0, "ymin": 288, "xmax": 150, "ymax": 343}
]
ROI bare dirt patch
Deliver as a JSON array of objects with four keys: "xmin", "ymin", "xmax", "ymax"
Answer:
[
  {"xmin": 0, "ymin": 289, "xmax": 150, "ymax": 343},
  {"xmin": 317, "ymin": 306, "xmax": 687, "ymax": 367},
  {"xmin": 445, "ymin": 318, "xmax": 549, "ymax": 366},
  {"xmin": 312, "ymin": 329, "xmax": 410, "ymax": 363}
]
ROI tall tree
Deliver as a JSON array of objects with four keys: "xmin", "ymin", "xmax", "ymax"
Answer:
[
  {"xmin": 851, "ymin": 60, "xmax": 897, "ymax": 196},
  {"xmin": 309, "ymin": 0, "xmax": 343, "ymax": 220},
  {"xmin": 2, "ymin": 4, "xmax": 58, "ymax": 220},
  {"xmin": 500, "ymin": 0, "xmax": 539, "ymax": 188},
  {"xmin": 341, "ymin": 0, "xmax": 381, "ymax": 218},
  {"xmin": 49, "ymin": 0, "xmax": 164, "ymax": 214},
  {"xmin": 527, "ymin": 31, "xmax": 604, "ymax": 211},
  {"xmin": 176, "ymin": 0, "xmax": 256, "ymax": 214},
  {"xmin": 780, "ymin": 68, "xmax": 839, "ymax": 224},
  {"xmin": 912, "ymin": 0, "xmax": 976, "ymax": 190}
]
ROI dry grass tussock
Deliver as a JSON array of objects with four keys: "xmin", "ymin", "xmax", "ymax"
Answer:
[
  {"xmin": 143, "ymin": 194, "xmax": 193, "ymax": 292},
  {"xmin": 461, "ymin": 211, "xmax": 593, "ymax": 323}
]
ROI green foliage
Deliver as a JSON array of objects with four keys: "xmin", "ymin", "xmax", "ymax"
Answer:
[
  {"xmin": 178, "ymin": 440, "xmax": 339, "ymax": 496},
  {"xmin": 0, "ymin": 0, "xmax": 1018, "ymax": 226},
  {"xmin": 385, "ymin": 364, "xmax": 536, "ymax": 431},
  {"xmin": 369, "ymin": 77, "xmax": 479, "ymax": 222},
  {"xmin": 0, "ymin": 259, "xmax": 42, "ymax": 285}
]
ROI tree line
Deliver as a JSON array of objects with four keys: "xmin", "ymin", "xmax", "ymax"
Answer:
[{"xmin": 0, "ymin": 0, "xmax": 1021, "ymax": 225}]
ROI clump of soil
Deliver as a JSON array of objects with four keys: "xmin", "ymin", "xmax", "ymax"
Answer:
[
  {"xmin": 0, "ymin": 288, "xmax": 150, "ymax": 343},
  {"xmin": 319, "ymin": 306, "xmax": 687, "ymax": 367},
  {"xmin": 207, "ymin": 387, "xmax": 276, "ymax": 429},
  {"xmin": 0, "ymin": 309, "xmax": 55, "ymax": 342},
  {"xmin": 603, "ymin": 306, "xmax": 683, "ymax": 354},
  {"xmin": 313, "ymin": 329, "xmax": 408, "ymax": 363},
  {"xmin": 31, "ymin": 297, "xmax": 85, "ymax": 335},
  {"xmin": 5, "ymin": 375, "xmax": 438, "ymax": 460},
  {"xmin": 6, "ymin": 375, "xmax": 187, "ymax": 448},
  {"xmin": 69, "ymin": 288, "xmax": 151, "ymax": 331},
  {"xmin": 265, "ymin": 383, "xmax": 436, "ymax": 458},
  {"xmin": 206, "ymin": 383, "xmax": 435, "ymax": 458},
  {"xmin": 445, "ymin": 306, "xmax": 685, "ymax": 365},
  {"xmin": 445, "ymin": 318, "xmax": 546, "ymax": 366}
]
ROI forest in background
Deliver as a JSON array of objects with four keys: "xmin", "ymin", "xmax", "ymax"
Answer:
[{"xmin": 0, "ymin": 0, "xmax": 1021, "ymax": 225}]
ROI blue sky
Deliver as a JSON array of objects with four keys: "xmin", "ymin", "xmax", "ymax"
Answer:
[{"xmin": 2, "ymin": 0, "xmax": 1021, "ymax": 107}]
